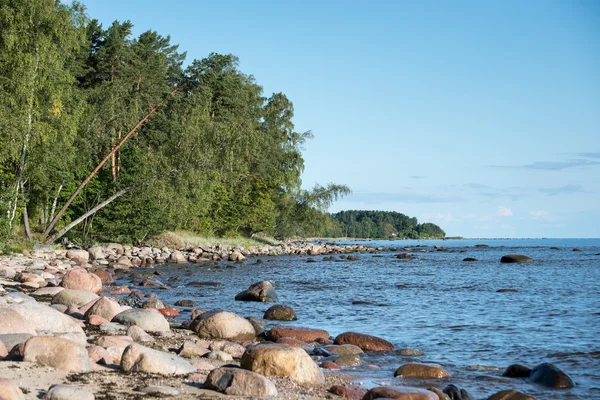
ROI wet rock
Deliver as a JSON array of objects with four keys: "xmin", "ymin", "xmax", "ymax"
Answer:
[
  {"xmin": 396, "ymin": 253, "xmax": 416, "ymax": 259},
  {"xmin": 61, "ymin": 268, "xmax": 102, "ymax": 293},
  {"xmin": 121, "ymin": 343, "xmax": 196, "ymax": 375},
  {"xmin": 190, "ymin": 310, "xmax": 256, "ymax": 341},
  {"xmin": 363, "ymin": 386, "xmax": 438, "ymax": 400},
  {"xmin": 134, "ymin": 385, "xmax": 180, "ymax": 396},
  {"xmin": 268, "ymin": 325, "xmax": 330, "ymax": 342},
  {"xmin": 486, "ymin": 390, "xmax": 536, "ymax": 400},
  {"xmin": 394, "ymin": 363, "xmax": 450, "ymax": 379},
  {"xmin": 112, "ymin": 308, "xmax": 170, "ymax": 332},
  {"xmin": 175, "ymin": 299, "xmax": 196, "ymax": 307},
  {"xmin": 396, "ymin": 348, "xmax": 425, "ymax": 356},
  {"xmin": 263, "ymin": 304, "xmax": 297, "ymax": 321},
  {"xmin": 0, "ymin": 308, "xmax": 37, "ymax": 335},
  {"xmin": 159, "ymin": 307, "xmax": 180, "ymax": 317},
  {"xmin": 502, "ymin": 364, "xmax": 532, "ymax": 378},
  {"xmin": 463, "ymin": 257, "xmax": 478, "ymax": 262},
  {"xmin": 529, "ymin": 362, "xmax": 574, "ymax": 388},
  {"xmin": 84, "ymin": 296, "xmax": 122, "ymax": 322},
  {"xmin": 0, "ymin": 378, "xmax": 24, "ymax": 400},
  {"xmin": 51, "ymin": 289, "xmax": 99, "ymax": 307},
  {"xmin": 334, "ymin": 331, "xmax": 394, "ymax": 351},
  {"xmin": 187, "ymin": 281, "xmax": 222, "ymax": 288},
  {"xmin": 443, "ymin": 384, "xmax": 473, "ymax": 400},
  {"xmin": 241, "ymin": 343, "xmax": 324, "ymax": 384},
  {"xmin": 329, "ymin": 385, "xmax": 367, "ymax": 399},
  {"xmin": 235, "ymin": 280, "xmax": 278, "ymax": 302},
  {"xmin": 177, "ymin": 341, "xmax": 210, "ymax": 358},
  {"xmin": 324, "ymin": 344, "xmax": 364, "ymax": 355},
  {"xmin": 44, "ymin": 384, "xmax": 94, "ymax": 400},
  {"xmin": 500, "ymin": 254, "xmax": 533, "ymax": 263},
  {"xmin": 334, "ymin": 354, "xmax": 361, "ymax": 366},
  {"xmin": 429, "ymin": 387, "xmax": 450, "ymax": 400},
  {"xmin": 23, "ymin": 336, "xmax": 92, "ymax": 372},
  {"xmin": 497, "ymin": 288, "xmax": 519, "ymax": 293},
  {"xmin": 205, "ymin": 367, "xmax": 278, "ymax": 396},
  {"xmin": 321, "ymin": 360, "xmax": 342, "ymax": 369}
]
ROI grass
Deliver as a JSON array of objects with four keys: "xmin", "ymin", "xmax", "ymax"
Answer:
[{"xmin": 145, "ymin": 230, "xmax": 281, "ymax": 250}]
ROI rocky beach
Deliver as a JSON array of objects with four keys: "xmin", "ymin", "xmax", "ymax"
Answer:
[{"xmin": 0, "ymin": 239, "xmax": 596, "ymax": 400}]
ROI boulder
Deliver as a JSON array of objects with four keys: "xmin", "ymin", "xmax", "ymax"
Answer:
[
  {"xmin": 529, "ymin": 362, "xmax": 574, "ymax": 388},
  {"xmin": 127, "ymin": 325, "xmax": 155, "ymax": 343},
  {"xmin": 112, "ymin": 308, "xmax": 170, "ymax": 332},
  {"xmin": 190, "ymin": 310, "xmax": 255, "ymax": 341},
  {"xmin": 235, "ymin": 281, "xmax": 278, "ymax": 302},
  {"xmin": 9, "ymin": 303, "xmax": 86, "ymax": 342},
  {"xmin": 263, "ymin": 305, "xmax": 297, "ymax": 321},
  {"xmin": 61, "ymin": 268, "xmax": 102, "ymax": 293},
  {"xmin": 177, "ymin": 341, "xmax": 210, "ymax": 358},
  {"xmin": 44, "ymin": 384, "xmax": 95, "ymax": 400},
  {"xmin": 241, "ymin": 343, "xmax": 324, "ymax": 384},
  {"xmin": 334, "ymin": 331, "xmax": 394, "ymax": 351},
  {"xmin": 500, "ymin": 254, "xmax": 533, "ymax": 263},
  {"xmin": 0, "ymin": 378, "xmax": 24, "ymax": 400},
  {"xmin": 228, "ymin": 251, "xmax": 246, "ymax": 262},
  {"xmin": 0, "ymin": 308, "xmax": 37, "ymax": 335},
  {"xmin": 84, "ymin": 297, "xmax": 122, "ymax": 322},
  {"xmin": 334, "ymin": 354, "xmax": 361, "ymax": 366},
  {"xmin": 394, "ymin": 363, "xmax": 450, "ymax": 379},
  {"xmin": 96, "ymin": 335, "xmax": 133, "ymax": 349},
  {"xmin": 51, "ymin": 289, "xmax": 99, "ymax": 307},
  {"xmin": 169, "ymin": 251, "xmax": 187, "ymax": 264},
  {"xmin": 120, "ymin": 343, "xmax": 196, "ymax": 375},
  {"xmin": 205, "ymin": 367, "xmax": 277, "ymax": 397},
  {"xmin": 502, "ymin": 364, "xmax": 532, "ymax": 378},
  {"xmin": 206, "ymin": 350, "xmax": 233, "ymax": 362},
  {"xmin": 268, "ymin": 325, "xmax": 330, "ymax": 342},
  {"xmin": 66, "ymin": 249, "xmax": 89, "ymax": 262},
  {"xmin": 362, "ymin": 386, "xmax": 438, "ymax": 400},
  {"xmin": 487, "ymin": 390, "xmax": 536, "ymax": 400},
  {"xmin": 329, "ymin": 385, "xmax": 367, "ymax": 399},
  {"xmin": 23, "ymin": 336, "xmax": 92, "ymax": 372},
  {"xmin": 324, "ymin": 344, "xmax": 364, "ymax": 355},
  {"xmin": 87, "ymin": 246, "xmax": 105, "ymax": 261},
  {"xmin": 276, "ymin": 337, "xmax": 309, "ymax": 347}
]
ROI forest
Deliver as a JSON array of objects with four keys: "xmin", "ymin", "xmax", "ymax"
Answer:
[{"xmin": 0, "ymin": 1, "xmax": 443, "ymax": 246}]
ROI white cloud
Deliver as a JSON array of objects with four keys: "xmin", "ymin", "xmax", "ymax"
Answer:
[{"xmin": 496, "ymin": 206, "xmax": 513, "ymax": 217}]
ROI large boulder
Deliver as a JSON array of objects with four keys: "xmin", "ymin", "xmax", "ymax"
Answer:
[
  {"xmin": 268, "ymin": 325, "xmax": 330, "ymax": 342},
  {"xmin": 9, "ymin": 303, "xmax": 86, "ymax": 343},
  {"xmin": 264, "ymin": 305, "xmax": 297, "ymax": 321},
  {"xmin": 334, "ymin": 331, "xmax": 394, "ymax": 351},
  {"xmin": 235, "ymin": 281, "xmax": 278, "ymax": 302},
  {"xmin": 362, "ymin": 386, "xmax": 438, "ymax": 400},
  {"xmin": 61, "ymin": 268, "xmax": 102, "ymax": 293},
  {"xmin": 394, "ymin": 363, "xmax": 450, "ymax": 379},
  {"xmin": 84, "ymin": 296, "xmax": 122, "ymax": 322},
  {"xmin": 120, "ymin": 343, "xmax": 196, "ymax": 375},
  {"xmin": 0, "ymin": 378, "xmax": 24, "ymax": 400},
  {"xmin": 112, "ymin": 308, "xmax": 170, "ymax": 332},
  {"xmin": 529, "ymin": 363, "xmax": 574, "ymax": 388},
  {"xmin": 87, "ymin": 246, "xmax": 105, "ymax": 261},
  {"xmin": 190, "ymin": 310, "xmax": 255, "ymax": 341},
  {"xmin": 241, "ymin": 343, "xmax": 324, "ymax": 384},
  {"xmin": 0, "ymin": 308, "xmax": 37, "ymax": 335},
  {"xmin": 23, "ymin": 336, "xmax": 92, "ymax": 372},
  {"xmin": 503, "ymin": 364, "xmax": 532, "ymax": 378},
  {"xmin": 205, "ymin": 367, "xmax": 277, "ymax": 397},
  {"xmin": 500, "ymin": 254, "xmax": 533, "ymax": 263},
  {"xmin": 51, "ymin": 289, "xmax": 99, "ymax": 307}
]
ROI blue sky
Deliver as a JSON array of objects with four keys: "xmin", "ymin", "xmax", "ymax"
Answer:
[{"xmin": 79, "ymin": 0, "xmax": 599, "ymax": 238}]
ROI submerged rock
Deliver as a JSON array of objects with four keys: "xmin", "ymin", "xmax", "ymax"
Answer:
[
  {"xmin": 503, "ymin": 364, "xmax": 532, "ymax": 378},
  {"xmin": 334, "ymin": 331, "xmax": 394, "ymax": 351},
  {"xmin": 529, "ymin": 362, "xmax": 574, "ymax": 388},
  {"xmin": 487, "ymin": 390, "xmax": 536, "ymax": 400},
  {"xmin": 500, "ymin": 254, "xmax": 533, "ymax": 263},
  {"xmin": 394, "ymin": 363, "xmax": 450, "ymax": 379},
  {"xmin": 263, "ymin": 304, "xmax": 297, "ymax": 321},
  {"xmin": 268, "ymin": 325, "xmax": 329, "ymax": 342}
]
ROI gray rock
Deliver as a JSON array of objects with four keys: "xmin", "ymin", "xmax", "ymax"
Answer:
[
  {"xmin": 121, "ymin": 343, "xmax": 196, "ymax": 375},
  {"xmin": 112, "ymin": 308, "xmax": 170, "ymax": 332},
  {"xmin": 235, "ymin": 281, "xmax": 278, "ymax": 302},
  {"xmin": 44, "ymin": 384, "xmax": 94, "ymax": 400}
]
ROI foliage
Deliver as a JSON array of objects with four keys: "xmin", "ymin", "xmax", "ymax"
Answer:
[{"xmin": 0, "ymin": 2, "xmax": 353, "ymax": 243}]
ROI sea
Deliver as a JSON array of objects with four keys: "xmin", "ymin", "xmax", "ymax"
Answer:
[{"xmin": 119, "ymin": 238, "xmax": 600, "ymax": 399}]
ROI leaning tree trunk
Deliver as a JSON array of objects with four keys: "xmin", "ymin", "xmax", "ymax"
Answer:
[
  {"xmin": 45, "ymin": 186, "xmax": 133, "ymax": 244},
  {"xmin": 42, "ymin": 85, "xmax": 182, "ymax": 238}
]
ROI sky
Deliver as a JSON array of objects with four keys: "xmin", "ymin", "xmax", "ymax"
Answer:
[{"xmin": 78, "ymin": 0, "xmax": 599, "ymax": 238}]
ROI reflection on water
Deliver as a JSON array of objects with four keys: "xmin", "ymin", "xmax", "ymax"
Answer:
[{"xmin": 119, "ymin": 238, "xmax": 600, "ymax": 399}]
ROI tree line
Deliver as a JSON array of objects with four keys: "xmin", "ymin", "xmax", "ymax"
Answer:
[
  {"xmin": 0, "ymin": 0, "xmax": 349, "ymax": 244},
  {"xmin": 317, "ymin": 210, "xmax": 445, "ymax": 239}
]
